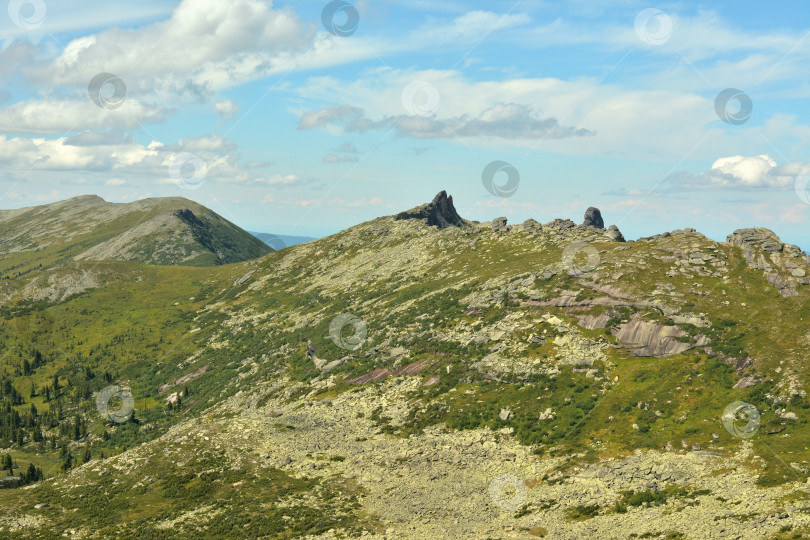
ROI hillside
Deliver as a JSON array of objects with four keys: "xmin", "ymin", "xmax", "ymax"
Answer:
[
  {"xmin": 0, "ymin": 192, "xmax": 809, "ymax": 538},
  {"xmin": 0, "ymin": 195, "xmax": 271, "ymax": 276}
]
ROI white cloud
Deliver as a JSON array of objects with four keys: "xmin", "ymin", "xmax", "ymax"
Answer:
[
  {"xmin": 299, "ymin": 102, "xmax": 593, "ymax": 140},
  {"xmin": 45, "ymin": 0, "xmax": 313, "ymax": 95},
  {"xmin": 411, "ymin": 10, "xmax": 530, "ymax": 46},
  {"xmin": 0, "ymin": 133, "xmax": 305, "ymax": 188},
  {"xmin": 293, "ymin": 70, "xmax": 721, "ymax": 156},
  {"xmin": 105, "ymin": 178, "xmax": 125, "ymax": 186},
  {"xmin": 668, "ymin": 155, "xmax": 810, "ymax": 190},
  {"xmin": 0, "ymin": 98, "xmax": 171, "ymax": 134},
  {"xmin": 214, "ymin": 99, "xmax": 240, "ymax": 120},
  {"xmin": 11, "ymin": 3, "xmax": 540, "ymax": 108}
]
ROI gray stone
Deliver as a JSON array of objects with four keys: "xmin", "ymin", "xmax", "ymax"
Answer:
[
  {"xmin": 606, "ymin": 224, "xmax": 625, "ymax": 242},
  {"xmin": 583, "ymin": 207, "xmax": 605, "ymax": 229}
]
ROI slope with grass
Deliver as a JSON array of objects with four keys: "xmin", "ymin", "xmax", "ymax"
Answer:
[{"xmin": 1, "ymin": 192, "xmax": 810, "ymax": 538}]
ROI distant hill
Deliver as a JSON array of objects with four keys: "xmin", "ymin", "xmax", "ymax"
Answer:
[
  {"xmin": 0, "ymin": 195, "xmax": 271, "ymax": 276},
  {"xmin": 249, "ymin": 232, "xmax": 317, "ymax": 249}
]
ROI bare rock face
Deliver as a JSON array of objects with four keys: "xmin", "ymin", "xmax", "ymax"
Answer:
[
  {"xmin": 395, "ymin": 191, "xmax": 466, "ymax": 228},
  {"xmin": 612, "ymin": 316, "xmax": 707, "ymax": 357},
  {"xmin": 583, "ymin": 207, "xmax": 605, "ymax": 229},
  {"xmin": 726, "ymin": 228, "xmax": 810, "ymax": 296},
  {"xmin": 726, "ymin": 228, "xmax": 783, "ymax": 266}
]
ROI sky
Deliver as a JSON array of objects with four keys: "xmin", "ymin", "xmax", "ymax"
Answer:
[{"xmin": 1, "ymin": 0, "xmax": 809, "ymax": 248}]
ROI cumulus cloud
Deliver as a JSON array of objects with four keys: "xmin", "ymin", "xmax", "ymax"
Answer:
[
  {"xmin": 668, "ymin": 155, "xmax": 810, "ymax": 190},
  {"xmin": 0, "ymin": 99, "xmax": 172, "ymax": 134},
  {"xmin": 214, "ymin": 100, "xmax": 240, "ymax": 120},
  {"xmin": 299, "ymin": 103, "xmax": 593, "ymax": 140},
  {"xmin": 45, "ymin": 0, "xmax": 313, "ymax": 94},
  {"xmin": 0, "ymin": 133, "xmax": 304, "ymax": 188}
]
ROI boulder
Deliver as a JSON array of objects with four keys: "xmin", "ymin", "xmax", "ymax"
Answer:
[
  {"xmin": 545, "ymin": 218, "xmax": 576, "ymax": 230},
  {"xmin": 492, "ymin": 217, "xmax": 508, "ymax": 230},
  {"xmin": 583, "ymin": 207, "xmax": 605, "ymax": 229},
  {"xmin": 605, "ymin": 224, "xmax": 625, "ymax": 242},
  {"xmin": 539, "ymin": 408, "xmax": 555, "ymax": 421},
  {"xmin": 521, "ymin": 218, "xmax": 541, "ymax": 231}
]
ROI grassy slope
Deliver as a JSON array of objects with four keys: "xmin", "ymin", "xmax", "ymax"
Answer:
[{"xmin": 0, "ymin": 216, "xmax": 808, "ymax": 535}]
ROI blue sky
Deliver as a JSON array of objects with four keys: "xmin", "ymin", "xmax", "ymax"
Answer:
[{"xmin": 1, "ymin": 0, "xmax": 809, "ymax": 248}]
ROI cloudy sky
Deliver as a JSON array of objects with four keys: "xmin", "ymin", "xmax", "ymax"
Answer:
[{"xmin": 1, "ymin": 0, "xmax": 809, "ymax": 247}]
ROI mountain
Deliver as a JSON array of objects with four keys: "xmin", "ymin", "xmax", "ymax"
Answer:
[
  {"xmin": 1, "ymin": 192, "xmax": 810, "ymax": 538},
  {"xmin": 249, "ymin": 231, "xmax": 317, "ymax": 249},
  {"xmin": 0, "ymin": 195, "xmax": 271, "ymax": 274}
]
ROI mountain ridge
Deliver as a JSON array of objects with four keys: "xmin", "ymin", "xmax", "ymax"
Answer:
[{"xmin": 1, "ymin": 191, "xmax": 810, "ymax": 538}]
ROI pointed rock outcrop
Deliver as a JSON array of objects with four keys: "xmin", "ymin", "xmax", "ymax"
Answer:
[
  {"xmin": 395, "ymin": 191, "xmax": 466, "ymax": 228},
  {"xmin": 582, "ymin": 207, "xmax": 604, "ymax": 229}
]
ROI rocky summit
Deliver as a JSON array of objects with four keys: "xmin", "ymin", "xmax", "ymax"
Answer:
[
  {"xmin": 395, "ymin": 190, "xmax": 466, "ymax": 228},
  {"xmin": 582, "ymin": 206, "xmax": 605, "ymax": 229},
  {"xmin": 2, "ymin": 192, "xmax": 810, "ymax": 539}
]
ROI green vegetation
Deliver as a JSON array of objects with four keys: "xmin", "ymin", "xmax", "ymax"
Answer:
[
  {"xmin": 614, "ymin": 485, "xmax": 710, "ymax": 513},
  {"xmin": 1, "ymin": 196, "xmax": 809, "ymax": 536},
  {"xmin": 565, "ymin": 503, "xmax": 600, "ymax": 521}
]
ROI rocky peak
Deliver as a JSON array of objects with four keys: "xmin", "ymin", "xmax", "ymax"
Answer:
[
  {"xmin": 726, "ymin": 228, "xmax": 784, "ymax": 254},
  {"xmin": 582, "ymin": 207, "xmax": 604, "ymax": 229},
  {"xmin": 394, "ymin": 190, "xmax": 466, "ymax": 228},
  {"xmin": 727, "ymin": 228, "xmax": 809, "ymax": 296}
]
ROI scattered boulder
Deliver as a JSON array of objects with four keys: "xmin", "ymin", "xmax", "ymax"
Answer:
[
  {"xmin": 492, "ymin": 217, "xmax": 508, "ymax": 231},
  {"xmin": 520, "ymin": 218, "xmax": 542, "ymax": 232},
  {"xmin": 395, "ymin": 190, "xmax": 466, "ymax": 228},
  {"xmin": 605, "ymin": 224, "xmax": 625, "ymax": 242},
  {"xmin": 583, "ymin": 207, "xmax": 605, "ymax": 229},
  {"xmin": 545, "ymin": 218, "xmax": 576, "ymax": 230},
  {"xmin": 499, "ymin": 408, "xmax": 512, "ymax": 421},
  {"xmin": 539, "ymin": 408, "xmax": 556, "ymax": 421}
]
